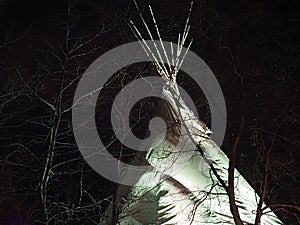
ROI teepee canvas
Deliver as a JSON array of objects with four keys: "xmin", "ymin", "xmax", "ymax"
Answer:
[{"xmin": 103, "ymin": 2, "xmax": 283, "ymax": 225}]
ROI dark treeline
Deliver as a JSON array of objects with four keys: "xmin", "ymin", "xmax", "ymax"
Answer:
[{"xmin": 0, "ymin": 0, "xmax": 299, "ymax": 224}]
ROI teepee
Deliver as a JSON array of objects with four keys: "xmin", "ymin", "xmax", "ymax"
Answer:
[{"xmin": 104, "ymin": 2, "xmax": 283, "ymax": 225}]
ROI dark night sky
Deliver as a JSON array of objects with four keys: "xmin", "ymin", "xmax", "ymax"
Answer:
[{"xmin": 0, "ymin": 0, "xmax": 299, "ymax": 224}]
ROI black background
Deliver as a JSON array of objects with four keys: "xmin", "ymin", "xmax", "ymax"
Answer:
[{"xmin": 0, "ymin": 0, "xmax": 299, "ymax": 224}]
